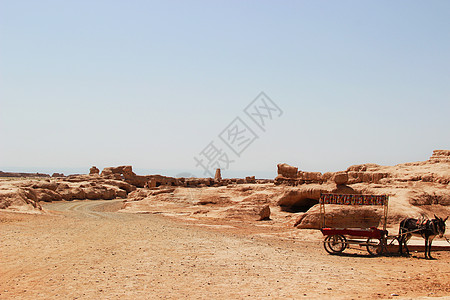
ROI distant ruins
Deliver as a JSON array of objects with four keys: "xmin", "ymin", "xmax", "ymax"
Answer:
[
  {"xmin": 0, "ymin": 171, "xmax": 50, "ymax": 178},
  {"xmin": 0, "ymin": 150, "xmax": 448, "ymax": 227},
  {"xmin": 88, "ymin": 166, "xmax": 264, "ymax": 188}
]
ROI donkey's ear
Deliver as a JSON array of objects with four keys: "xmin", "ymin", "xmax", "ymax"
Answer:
[
  {"xmin": 434, "ymin": 214, "xmax": 438, "ymax": 219},
  {"xmin": 444, "ymin": 216, "xmax": 448, "ymax": 222}
]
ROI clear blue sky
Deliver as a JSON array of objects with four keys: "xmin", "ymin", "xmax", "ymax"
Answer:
[{"xmin": 1, "ymin": 1, "xmax": 449, "ymax": 178}]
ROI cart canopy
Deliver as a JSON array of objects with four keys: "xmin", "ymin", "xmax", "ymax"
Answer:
[{"xmin": 320, "ymin": 194, "xmax": 388, "ymax": 206}]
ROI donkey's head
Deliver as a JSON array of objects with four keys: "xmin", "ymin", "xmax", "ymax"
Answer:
[{"xmin": 434, "ymin": 215, "xmax": 448, "ymax": 238}]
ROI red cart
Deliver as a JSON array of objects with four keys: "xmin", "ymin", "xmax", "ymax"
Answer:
[{"xmin": 320, "ymin": 193, "xmax": 389, "ymax": 256}]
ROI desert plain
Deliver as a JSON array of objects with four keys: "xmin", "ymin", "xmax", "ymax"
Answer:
[{"xmin": 1, "ymin": 150, "xmax": 449, "ymax": 299}]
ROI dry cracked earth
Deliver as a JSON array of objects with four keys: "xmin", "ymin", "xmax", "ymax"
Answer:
[{"xmin": 1, "ymin": 200, "xmax": 449, "ymax": 299}]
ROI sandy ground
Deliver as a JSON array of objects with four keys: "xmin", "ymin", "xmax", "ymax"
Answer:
[{"xmin": 1, "ymin": 200, "xmax": 450, "ymax": 300}]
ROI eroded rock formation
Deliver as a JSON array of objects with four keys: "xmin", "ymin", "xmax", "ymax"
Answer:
[
  {"xmin": 1, "ymin": 150, "xmax": 448, "ymax": 229},
  {"xmin": 89, "ymin": 166, "xmax": 100, "ymax": 176},
  {"xmin": 277, "ymin": 163, "xmax": 298, "ymax": 178},
  {"xmin": 0, "ymin": 187, "xmax": 42, "ymax": 210},
  {"xmin": 429, "ymin": 150, "xmax": 450, "ymax": 162}
]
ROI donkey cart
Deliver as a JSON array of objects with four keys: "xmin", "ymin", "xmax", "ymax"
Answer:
[{"xmin": 320, "ymin": 193, "xmax": 396, "ymax": 256}]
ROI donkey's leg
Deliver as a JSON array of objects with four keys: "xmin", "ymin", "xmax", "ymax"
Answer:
[
  {"xmin": 404, "ymin": 234, "xmax": 411, "ymax": 256},
  {"xmin": 398, "ymin": 227, "xmax": 403, "ymax": 254},
  {"xmin": 424, "ymin": 237, "xmax": 430, "ymax": 259},
  {"xmin": 398, "ymin": 235, "xmax": 403, "ymax": 254},
  {"xmin": 428, "ymin": 240, "xmax": 432, "ymax": 259},
  {"xmin": 428, "ymin": 236, "xmax": 435, "ymax": 259}
]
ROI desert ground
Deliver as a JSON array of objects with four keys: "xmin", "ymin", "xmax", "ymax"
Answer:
[
  {"xmin": 1, "ymin": 199, "xmax": 449, "ymax": 300},
  {"xmin": 1, "ymin": 151, "xmax": 450, "ymax": 299}
]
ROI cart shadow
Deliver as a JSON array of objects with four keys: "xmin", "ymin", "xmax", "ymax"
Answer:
[
  {"xmin": 327, "ymin": 251, "xmax": 404, "ymax": 258},
  {"xmin": 410, "ymin": 255, "xmax": 438, "ymax": 260},
  {"xmin": 327, "ymin": 252, "xmax": 379, "ymax": 258}
]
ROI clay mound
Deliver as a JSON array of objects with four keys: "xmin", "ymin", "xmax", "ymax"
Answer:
[
  {"xmin": 83, "ymin": 185, "xmax": 117, "ymax": 200},
  {"xmin": 193, "ymin": 193, "xmax": 232, "ymax": 206},
  {"xmin": 220, "ymin": 204, "xmax": 270, "ymax": 221},
  {"xmin": 219, "ymin": 192, "xmax": 271, "ymax": 220},
  {"xmin": 0, "ymin": 187, "xmax": 42, "ymax": 211},
  {"xmin": 42, "ymin": 178, "xmax": 131, "ymax": 201},
  {"xmin": 295, "ymin": 205, "xmax": 382, "ymax": 229},
  {"xmin": 123, "ymin": 184, "xmax": 279, "ymax": 222},
  {"xmin": 35, "ymin": 188, "xmax": 63, "ymax": 202},
  {"xmin": 0, "ymin": 175, "xmax": 135, "ymax": 212},
  {"xmin": 30, "ymin": 181, "xmax": 58, "ymax": 191},
  {"xmin": 57, "ymin": 185, "xmax": 87, "ymax": 201}
]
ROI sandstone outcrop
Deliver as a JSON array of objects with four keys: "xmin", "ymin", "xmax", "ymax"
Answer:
[
  {"xmin": 429, "ymin": 150, "xmax": 450, "ymax": 162},
  {"xmin": 297, "ymin": 172, "xmax": 323, "ymax": 183},
  {"xmin": 332, "ymin": 172, "xmax": 348, "ymax": 185},
  {"xmin": 89, "ymin": 166, "xmax": 100, "ymax": 176},
  {"xmin": 57, "ymin": 186, "xmax": 86, "ymax": 201},
  {"xmin": 35, "ymin": 188, "xmax": 63, "ymax": 202},
  {"xmin": 245, "ymin": 176, "xmax": 256, "ymax": 184},
  {"xmin": 30, "ymin": 180, "xmax": 58, "ymax": 191},
  {"xmin": 275, "ymin": 163, "xmax": 300, "ymax": 184},
  {"xmin": 83, "ymin": 185, "xmax": 116, "ymax": 200},
  {"xmin": 0, "ymin": 173, "xmax": 134, "ymax": 209},
  {"xmin": 1, "ymin": 164, "xmax": 266, "ymax": 213},
  {"xmin": 102, "ymin": 180, "xmax": 136, "ymax": 193},
  {"xmin": 123, "ymin": 185, "xmax": 277, "ymax": 222},
  {"xmin": 2, "ymin": 150, "xmax": 448, "ymax": 230},
  {"xmin": 259, "ymin": 205, "xmax": 271, "ymax": 220},
  {"xmin": 222, "ymin": 204, "xmax": 271, "ymax": 221},
  {"xmin": 0, "ymin": 187, "xmax": 42, "ymax": 210},
  {"xmin": 126, "ymin": 189, "xmax": 152, "ymax": 202},
  {"xmin": 120, "ymin": 150, "xmax": 449, "ymax": 228},
  {"xmin": 214, "ymin": 192, "xmax": 271, "ymax": 221},
  {"xmin": 277, "ymin": 163, "xmax": 298, "ymax": 178}
]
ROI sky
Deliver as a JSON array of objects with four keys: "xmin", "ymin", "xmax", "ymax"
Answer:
[{"xmin": 1, "ymin": 0, "xmax": 449, "ymax": 178}]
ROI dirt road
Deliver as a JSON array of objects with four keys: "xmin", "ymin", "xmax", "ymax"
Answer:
[{"xmin": 1, "ymin": 200, "xmax": 449, "ymax": 299}]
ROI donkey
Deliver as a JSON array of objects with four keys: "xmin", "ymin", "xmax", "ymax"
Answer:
[{"xmin": 398, "ymin": 215, "xmax": 448, "ymax": 259}]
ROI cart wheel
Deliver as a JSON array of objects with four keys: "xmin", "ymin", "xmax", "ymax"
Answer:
[
  {"xmin": 366, "ymin": 238, "xmax": 381, "ymax": 256},
  {"xmin": 324, "ymin": 235, "xmax": 347, "ymax": 254}
]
